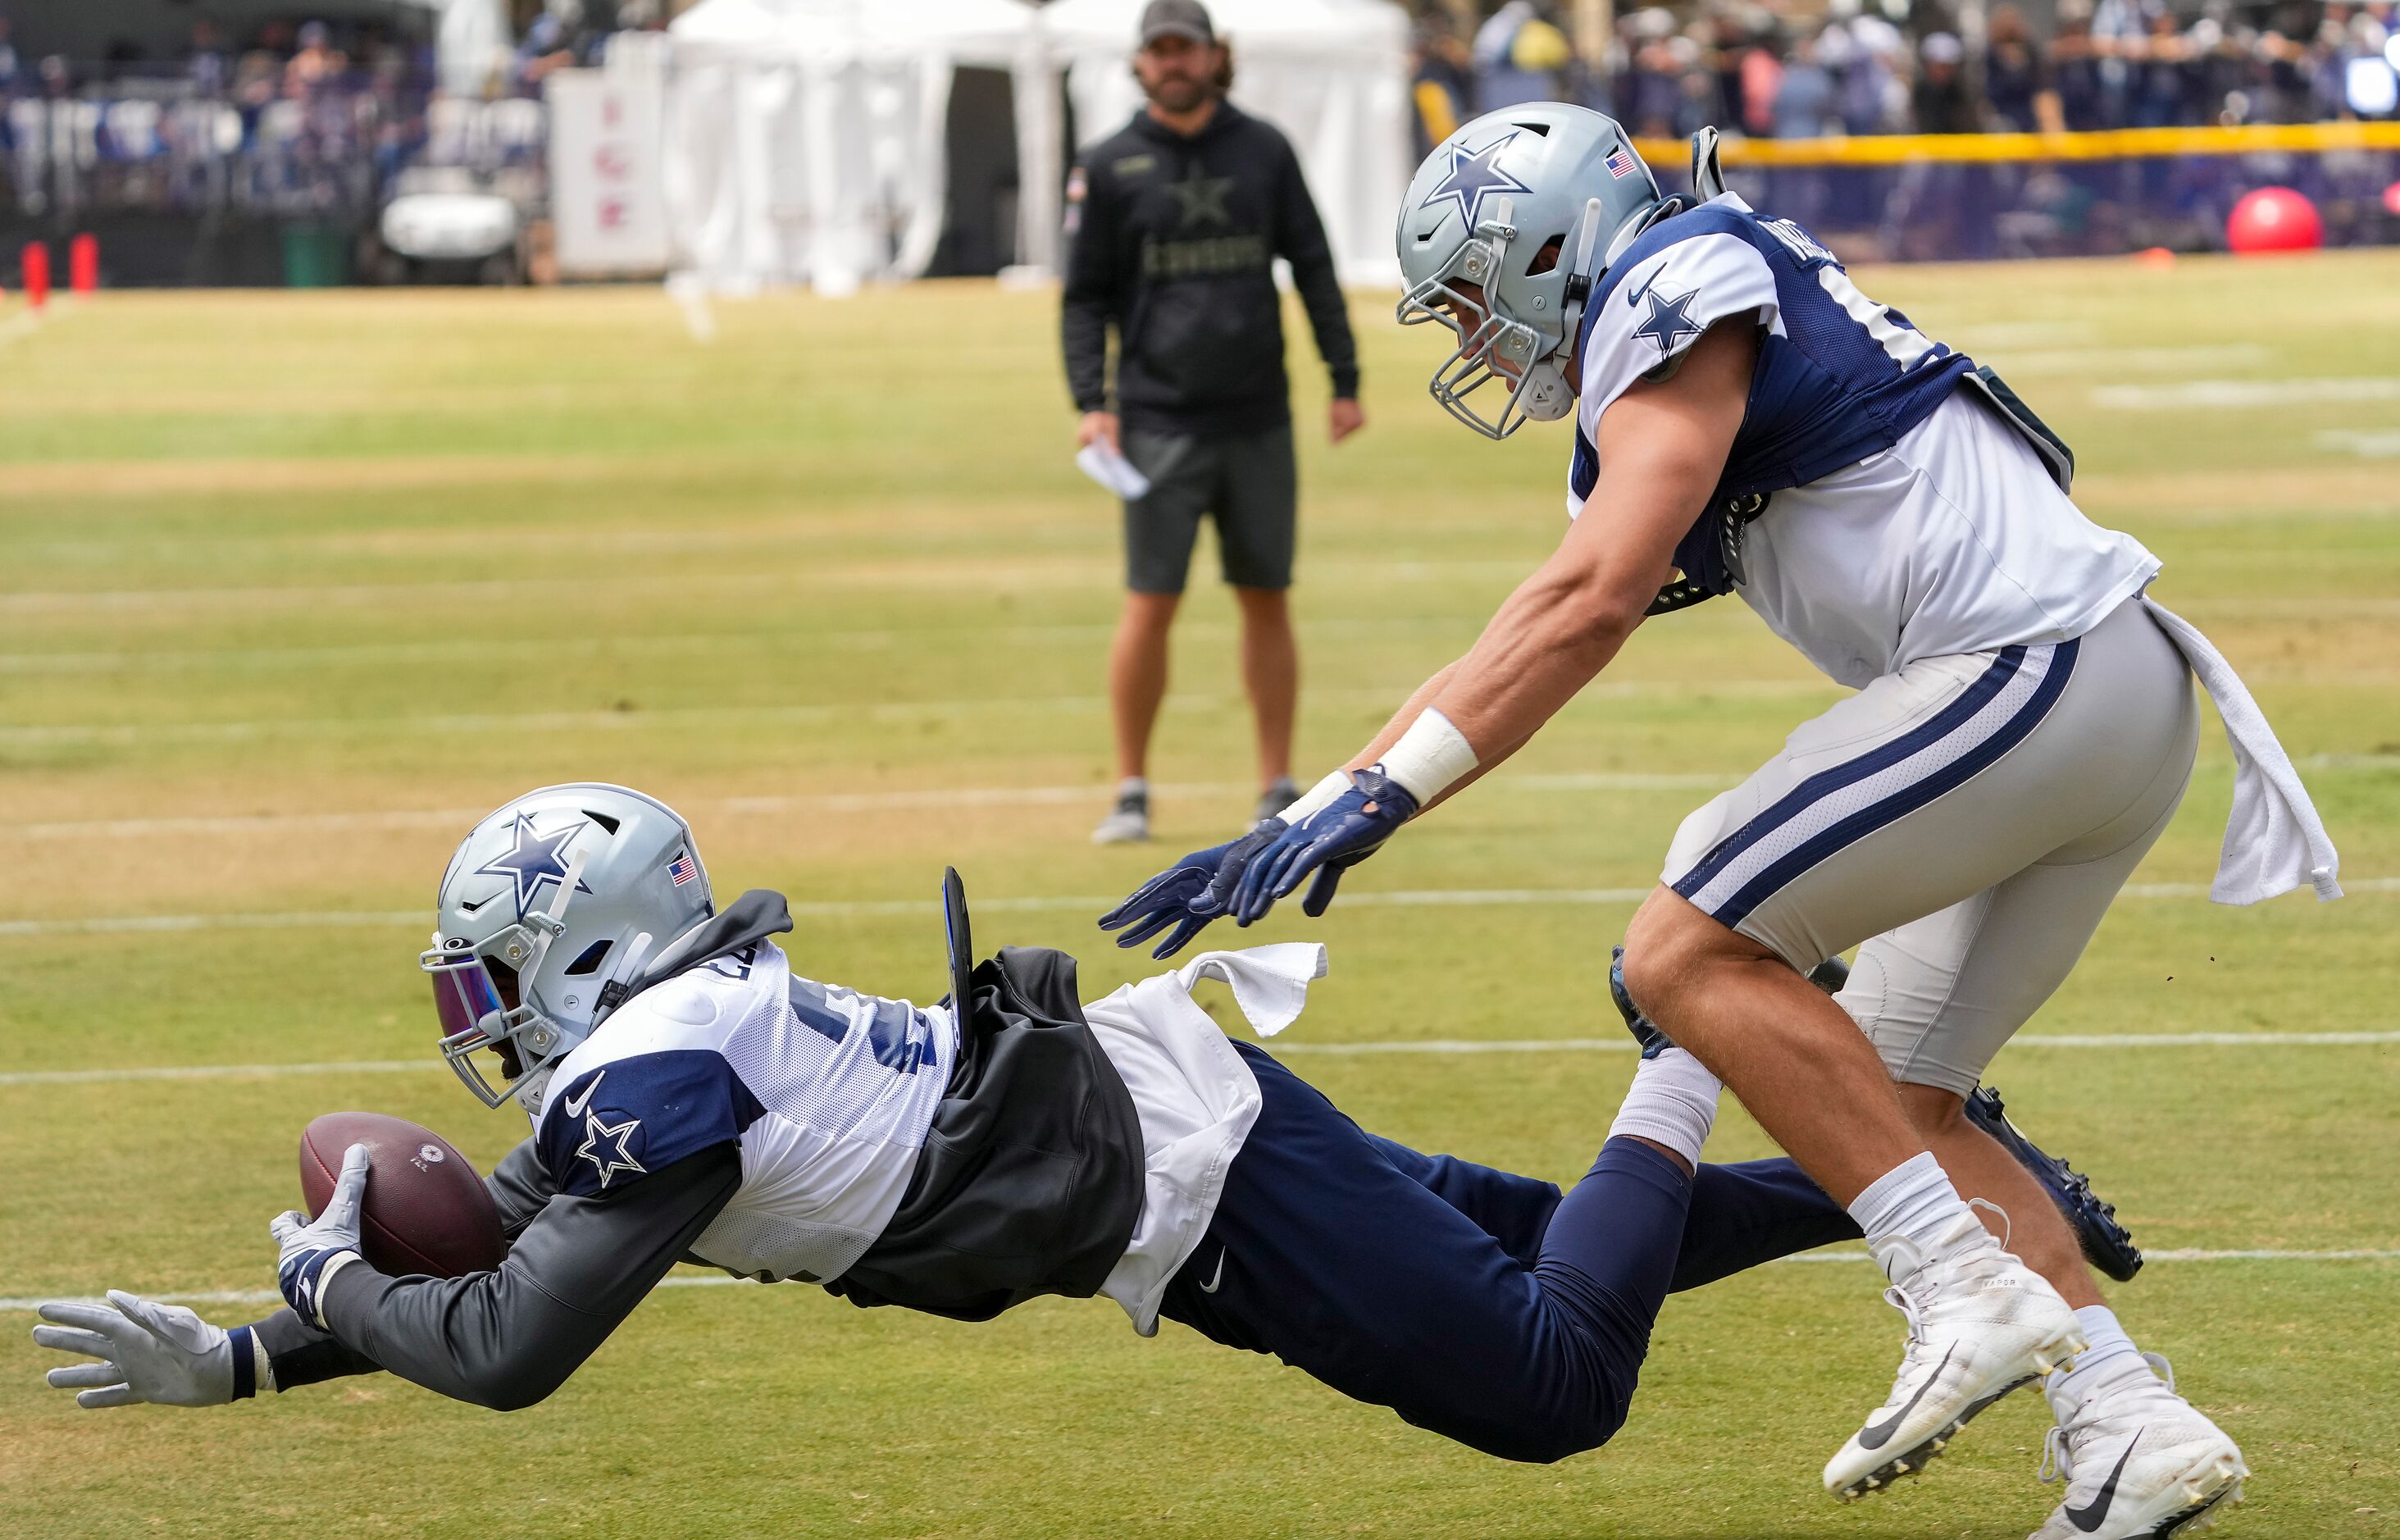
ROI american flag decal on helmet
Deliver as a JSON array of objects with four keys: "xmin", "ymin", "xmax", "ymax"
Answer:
[
  {"xmin": 667, "ymin": 853, "xmax": 698, "ymax": 886},
  {"xmin": 1605, "ymin": 146, "xmax": 1638, "ymax": 180}
]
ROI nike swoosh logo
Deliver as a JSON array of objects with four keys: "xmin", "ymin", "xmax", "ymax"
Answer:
[
  {"xmin": 1196, "ymin": 1247, "xmax": 1227, "ymax": 1294},
  {"xmin": 1625, "ymin": 271, "xmax": 1658, "ymax": 307},
  {"xmin": 2066, "ymin": 1430, "xmax": 2142, "ymax": 1533},
  {"xmin": 558, "ymin": 1070, "xmax": 604, "ymax": 1120},
  {"xmin": 1857, "ymin": 1344, "xmax": 1956, "ymax": 1450}
]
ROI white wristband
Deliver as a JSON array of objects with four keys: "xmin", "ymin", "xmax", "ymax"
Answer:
[
  {"xmin": 1278, "ymin": 770, "xmax": 1354, "ymax": 826},
  {"xmin": 1378, "ymin": 708, "xmax": 1479, "ymax": 804}
]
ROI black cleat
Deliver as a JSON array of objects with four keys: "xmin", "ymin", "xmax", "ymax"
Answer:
[
  {"xmin": 1965, "ymin": 1084, "xmax": 2144, "ymax": 1283},
  {"xmin": 1609, "ymin": 945, "xmax": 1674, "ymax": 1058}
]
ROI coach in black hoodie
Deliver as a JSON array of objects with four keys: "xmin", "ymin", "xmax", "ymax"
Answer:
[{"xmin": 1063, "ymin": 0, "xmax": 1363, "ymax": 848}]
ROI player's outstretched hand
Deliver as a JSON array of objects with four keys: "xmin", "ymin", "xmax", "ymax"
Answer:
[
  {"xmin": 1229, "ymin": 768, "xmax": 1419, "ymax": 926},
  {"xmin": 271, "ymin": 1141, "xmax": 370, "ymax": 1328},
  {"xmin": 33, "ymin": 1292, "xmax": 236, "ymax": 1408},
  {"xmin": 1099, "ymin": 821, "xmax": 1287, "ymax": 960}
]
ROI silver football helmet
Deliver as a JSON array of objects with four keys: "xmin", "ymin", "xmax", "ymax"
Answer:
[
  {"xmin": 1396, "ymin": 103, "xmax": 1668, "ymax": 439},
  {"xmin": 420, "ymin": 783, "xmax": 713, "ymax": 1112}
]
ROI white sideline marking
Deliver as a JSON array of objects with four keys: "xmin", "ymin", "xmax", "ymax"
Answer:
[
  {"xmin": 4, "ymin": 877, "xmax": 2395, "ymax": 941},
  {"xmin": 2316, "ymin": 429, "xmax": 2400, "ymax": 459},
  {"xmin": 2093, "ymin": 377, "xmax": 2400, "ymax": 410},
  {"xmin": 0, "ymin": 773, "xmax": 1742, "ymax": 842},
  {"xmin": 8, "ymin": 1027, "xmax": 2397, "ymax": 1090},
  {"xmin": 0, "ymin": 682, "xmax": 1833, "ymax": 750},
  {"xmin": 11, "ymin": 1247, "xmax": 2398, "ymax": 1311}
]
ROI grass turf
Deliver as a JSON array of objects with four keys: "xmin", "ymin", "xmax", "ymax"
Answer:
[{"xmin": 1, "ymin": 253, "xmax": 2396, "ymax": 1538}]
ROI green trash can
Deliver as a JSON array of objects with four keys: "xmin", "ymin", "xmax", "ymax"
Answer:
[{"xmin": 280, "ymin": 223, "xmax": 352, "ymax": 287}]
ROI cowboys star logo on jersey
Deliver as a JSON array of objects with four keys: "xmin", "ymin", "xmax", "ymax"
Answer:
[
  {"xmin": 476, "ymin": 813, "xmax": 594, "ymax": 920},
  {"xmin": 1417, "ymin": 131, "xmax": 1534, "ymax": 233},
  {"xmin": 1632, "ymin": 286, "xmax": 1706, "ymax": 356},
  {"xmin": 574, "ymin": 1111, "xmax": 646, "ymax": 1189}
]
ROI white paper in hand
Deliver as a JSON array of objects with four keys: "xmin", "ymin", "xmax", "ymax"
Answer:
[{"xmin": 1076, "ymin": 441, "xmax": 1153, "ymax": 500}]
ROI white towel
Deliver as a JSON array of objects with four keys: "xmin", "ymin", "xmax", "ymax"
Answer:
[
  {"xmin": 1174, "ymin": 942, "xmax": 1330, "ymax": 1037},
  {"xmin": 2142, "ymin": 596, "xmax": 2343, "ymax": 904}
]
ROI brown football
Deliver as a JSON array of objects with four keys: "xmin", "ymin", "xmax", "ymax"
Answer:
[{"xmin": 298, "ymin": 1111, "xmax": 507, "ymax": 1279}]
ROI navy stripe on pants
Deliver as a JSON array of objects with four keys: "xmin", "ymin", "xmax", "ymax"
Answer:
[{"xmin": 1159, "ymin": 1043, "xmax": 1858, "ymax": 1463}]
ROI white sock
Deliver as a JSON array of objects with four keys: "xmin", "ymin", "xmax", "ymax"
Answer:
[
  {"xmin": 1847, "ymin": 1152, "xmax": 1980, "ymax": 1279},
  {"xmin": 2046, "ymin": 1305, "xmax": 2147, "ymax": 1417},
  {"xmin": 1606, "ymin": 1047, "xmax": 1722, "ymax": 1169},
  {"xmin": 1117, "ymin": 777, "xmax": 1148, "ymax": 800}
]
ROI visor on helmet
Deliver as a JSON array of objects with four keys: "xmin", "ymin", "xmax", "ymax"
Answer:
[{"xmin": 421, "ymin": 929, "xmax": 562, "ymax": 1109}]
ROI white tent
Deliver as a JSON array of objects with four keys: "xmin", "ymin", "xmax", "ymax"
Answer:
[
  {"xmin": 1040, "ymin": 0, "xmax": 1414, "ymax": 287},
  {"xmin": 664, "ymin": 0, "xmax": 1048, "ymax": 294}
]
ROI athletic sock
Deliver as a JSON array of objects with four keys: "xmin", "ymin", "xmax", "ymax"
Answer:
[
  {"xmin": 1605, "ymin": 1047, "xmax": 1722, "ymax": 1169},
  {"xmin": 1847, "ymin": 1151, "xmax": 1982, "ymax": 1281},
  {"xmin": 2045, "ymin": 1305, "xmax": 2148, "ymax": 1418},
  {"xmin": 1116, "ymin": 777, "xmax": 1149, "ymax": 804}
]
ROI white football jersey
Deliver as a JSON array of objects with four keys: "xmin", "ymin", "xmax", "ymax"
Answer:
[
  {"xmin": 536, "ymin": 938, "xmax": 956, "ymax": 1286},
  {"xmin": 1571, "ymin": 194, "xmax": 2159, "ymax": 687}
]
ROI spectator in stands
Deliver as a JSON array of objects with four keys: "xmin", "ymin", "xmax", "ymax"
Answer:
[
  {"xmin": 1985, "ymin": 4, "xmax": 2064, "ymax": 130},
  {"xmin": 1774, "ymin": 27, "xmax": 1842, "ymax": 139},
  {"xmin": 1409, "ymin": 13, "xmax": 1474, "ymax": 155},
  {"xmin": 2049, "ymin": 2, "xmax": 2113, "ymax": 129},
  {"xmin": 1914, "ymin": 32, "xmax": 1979, "ymax": 131}
]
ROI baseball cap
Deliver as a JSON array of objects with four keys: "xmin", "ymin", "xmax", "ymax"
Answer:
[{"xmin": 1139, "ymin": 0, "xmax": 1215, "ymax": 48}]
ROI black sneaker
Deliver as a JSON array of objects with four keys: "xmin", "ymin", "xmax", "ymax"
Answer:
[
  {"xmin": 1965, "ymin": 1083, "xmax": 2144, "ymax": 1282},
  {"xmin": 1609, "ymin": 945, "xmax": 1674, "ymax": 1058}
]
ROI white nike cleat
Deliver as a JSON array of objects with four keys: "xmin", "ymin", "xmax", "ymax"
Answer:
[
  {"xmin": 2029, "ymin": 1354, "xmax": 2247, "ymax": 1540},
  {"xmin": 1824, "ymin": 1210, "xmax": 2088, "ymax": 1501}
]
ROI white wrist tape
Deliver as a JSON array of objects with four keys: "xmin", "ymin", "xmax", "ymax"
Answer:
[
  {"xmin": 1279, "ymin": 770, "xmax": 1354, "ymax": 825},
  {"xmin": 1377, "ymin": 708, "xmax": 1479, "ymax": 804}
]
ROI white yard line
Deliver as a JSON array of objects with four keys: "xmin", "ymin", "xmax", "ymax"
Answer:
[
  {"xmin": 0, "ymin": 773, "xmax": 1744, "ymax": 841},
  {"xmin": 4, "ymin": 876, "xmax": 2394, "ymax": 941},
  {"xmin": 7, "ymin": 1027, "xmax": 2395, "ymax": 1090},
  {"xmin": 10, "ymin": 1246, "xmax": 2396, "ymax": 1311},
  {"xmin": 2093, "ymin": 377, "xmax": 2400, "ymax": 409}
]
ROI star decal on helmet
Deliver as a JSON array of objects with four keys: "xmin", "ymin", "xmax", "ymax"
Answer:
[
  {"xmin": 574, "ymin": 1111, "xmax": 647, "ymax": 1189},
  {"xmin": 476, "ymin": 813, "xmax": 594, "ymax": 921},
  {"xmin": 1419, "ymin": 131, "xmax": 1534, "ymax": 235},
  {"xmin": 1632, "ymin": 286, "xmax": 1705, "ymax": 355}
]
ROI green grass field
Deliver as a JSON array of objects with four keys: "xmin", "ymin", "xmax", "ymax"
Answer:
[{"xmin": 1, "ymin": 253, "xmax": 2395, "ymax": 1539}]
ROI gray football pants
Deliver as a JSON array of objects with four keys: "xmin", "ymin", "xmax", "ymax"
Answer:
[{"xmin": 1661, "ymin": 598, "xmax": 2200, "ymax": 1096}]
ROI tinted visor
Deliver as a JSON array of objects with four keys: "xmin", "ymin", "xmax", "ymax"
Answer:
[{"xmin": 428, "ymin": 953, "xmax": 507, "ymax": 1046}]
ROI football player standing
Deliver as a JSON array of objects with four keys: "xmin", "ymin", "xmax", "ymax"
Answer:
[{"xmin": 1104, "ymin": 105, "xmax": 2342, "ymax": 1539}]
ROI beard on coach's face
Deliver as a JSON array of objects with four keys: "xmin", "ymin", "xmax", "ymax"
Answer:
[{"xmin": 1136, "ymin": 36, "xmax": 1222, "ymax": 114}]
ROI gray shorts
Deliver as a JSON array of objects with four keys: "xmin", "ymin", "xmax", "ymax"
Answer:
[
  {"xmin": 1122, "ymin": 425, "xmax": 1296, "ymax": 594},
  {"xmin": 1660, "ymin": 598, "xmax": 2199, "ymax": 1096}
]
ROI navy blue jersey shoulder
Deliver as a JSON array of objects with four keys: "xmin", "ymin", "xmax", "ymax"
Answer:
[
  {"xmin": 540, "ymin": 1050, "xmax": 765, "ymax": 1198},
  {"xmin": 1577, "ymin": 202, "xmax": 1974, "ymax": 507}
]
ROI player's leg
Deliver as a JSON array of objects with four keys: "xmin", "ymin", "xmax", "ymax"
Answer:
[
  {"xmin": 1098, "ymin": 431, "xmax": 1208, "ymax": 844},
  {"xmin": 1359, "ymin": 1132, "xmax": 1561, "ymax": 1269},
  {"xmin": 1217, "ymin": 425, "xmax": 1299, "ymax": 816},
  {"xmin": 1159, "ymin": 1043, "xmax": 1700, "ymax": 1462},
  {"xmin": 1624, "ymin": 600, "xmax": 2195, "ymax": 1499}
]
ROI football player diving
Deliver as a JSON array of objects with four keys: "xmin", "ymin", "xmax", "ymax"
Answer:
[
  {"xmin": 36, "ymin": 784, "xmax": 2132, "ymax": 1476},
  {"xmin": 1103, "ymin": 105, "xmax": 2342, "ymax": 1538}
]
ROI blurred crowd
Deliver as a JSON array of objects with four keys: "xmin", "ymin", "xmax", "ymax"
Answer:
[
  {"xmin": 0, "ymin": 2, "xmax": 666, "ymax": 220},
  {"xmin": 1413, "ymin": 0, "xmax": 2400, "ymax": 147}
]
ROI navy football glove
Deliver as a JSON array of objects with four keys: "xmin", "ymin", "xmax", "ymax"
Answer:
[
  {"xmin": 1099, "ymin": 821, "xmax": 1287, "ymax": 960},
  {"xmin": 271, "ymin": 1142, "xmax": 369, "ymax": 1328},
  {"xmin": 1228, "ymin": 768, "xmax": 1419, "ymax": 925}
]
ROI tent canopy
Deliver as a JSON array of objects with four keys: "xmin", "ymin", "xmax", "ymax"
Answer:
[{"xmin": 1041, "ymin": 0, "xmax": 1414, "ymax": 285}]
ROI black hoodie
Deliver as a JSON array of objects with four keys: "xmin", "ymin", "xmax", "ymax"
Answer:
[
  {"xmin": 1061, "ymin": 102, "xmax": 1359, "ymax": 436},
  {"xmin": 255, "ymin": 892, "xmax": 1143, "ymax": 1407}
]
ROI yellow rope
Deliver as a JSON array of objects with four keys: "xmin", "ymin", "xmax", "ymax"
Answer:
[{"xmin": 1631, "ymin": 121, "xmax": 2400, "ymax": 166}]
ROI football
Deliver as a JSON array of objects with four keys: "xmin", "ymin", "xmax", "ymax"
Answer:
[{"xmin": 298, "ymin": 1111, "xmax": 508, "ymax": 1279}]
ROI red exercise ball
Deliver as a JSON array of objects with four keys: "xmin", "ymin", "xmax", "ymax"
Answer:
[{"xmin": 2226, "ymin": 186, "xmax": 2322, "ymax": 254}]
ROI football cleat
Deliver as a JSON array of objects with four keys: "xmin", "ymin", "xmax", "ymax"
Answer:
[
  {"xmin": 1824, "ymin": 1210, "xmax": 2088, "ymax": 1501},
  {"xmin": 1255, "ymin": 777, "xmax": 1301, "ymax": 824},
  {"xmin": 1965, "ymin": 1083, "xmax": 2144, "ymax": 1283},
  {"xmin": 2029, "ymin": 1354, "xmax": 2247, "ymax": 1539},
  {"xmin": 1608, "ymin": 945, "xmax": 1673, "ymax": 1058}
]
